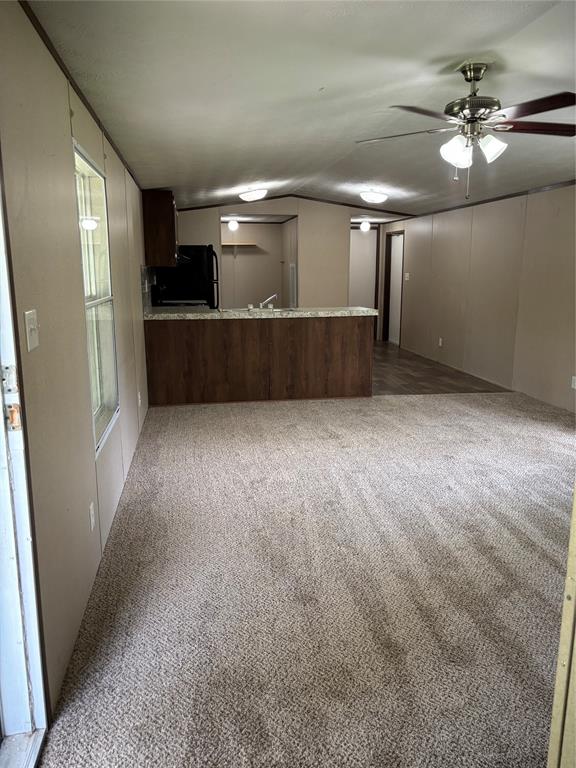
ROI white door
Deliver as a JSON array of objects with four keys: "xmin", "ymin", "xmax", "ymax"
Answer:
[{"xmin": 389, "ymin": 234, "xmax": 404, "ymax": 345}]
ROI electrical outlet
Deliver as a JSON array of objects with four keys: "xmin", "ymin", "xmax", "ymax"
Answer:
[
  {"xmin": 89, "ymin": 502, "xmax": 95, "ymax": 532},
  {"xmin": 438, "ymin": 337, "xmax": 443, "ymax": 348},
  {"xmin": 138, "ymin": 391, "xmax": 142, "ymax": 407},
  {"xmin": 571, "ymin": 376, "xmax": 576, "ymax": 390}
]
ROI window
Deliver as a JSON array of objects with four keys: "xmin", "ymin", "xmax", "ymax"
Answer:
[{"xmin": 74, "ymin": 151, "xmax": 118, "ymax": 445}]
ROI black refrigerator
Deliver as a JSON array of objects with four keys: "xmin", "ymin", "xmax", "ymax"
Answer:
[{"xmin": 151, "ymin": 244, "xmax": 219, "ymax": 309}]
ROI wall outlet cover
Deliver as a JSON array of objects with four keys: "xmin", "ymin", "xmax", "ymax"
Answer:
[
  {"xmin": 572, "ymin": 376, "xmax": 576, "ymax": 390},
  {"xmin": 404, "ymin": 272, "xmax": 410, "ymax": 281},
  {"xmin": 89, "ymin": 502, "xmax": 95, "ymax": 532},
  {"xmin": 438, "ymin": 337, "xmax": 443, "ymax": 348},
  {"xmin": 138, "ymin": 391, "xmax": 142, "ymax": 407}
]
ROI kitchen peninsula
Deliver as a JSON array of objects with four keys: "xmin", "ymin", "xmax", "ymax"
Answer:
[{"xmin": 144, "ymin": 307, "xmax": 378, "ymax": 405}]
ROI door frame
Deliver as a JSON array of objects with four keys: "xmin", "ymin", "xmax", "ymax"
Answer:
[
  {"xmin": 0, "ymin": 140, "xmax": 48, "ymax": 765},
  {"xmin": 381, "ymin": 230, "xmax": 405, "ymax": 345}
]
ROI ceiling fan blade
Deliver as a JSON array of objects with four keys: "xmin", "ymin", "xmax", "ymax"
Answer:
[
  {"xmin": 390, "ymin": 105, "xmax": 459, "ymax": 123},
  {"xmin": 494, "ymin": 91, "xmax": 576, "ymax": 120},
  {"xmin": 356, "ymin": 127, "xmax": 458, "ymax": 145},
  {"xmin": 492, "ymin": 120, "xmax": 576, "ymax": 136}
]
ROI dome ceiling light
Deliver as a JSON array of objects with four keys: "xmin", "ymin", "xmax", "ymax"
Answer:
[
  {"xmin": 360, "ymin": 190, "xmax": 388, "ymax": 204},
  {"xmin": 238, "ymin": 189, "xmax": 268, "ymax": 202}
]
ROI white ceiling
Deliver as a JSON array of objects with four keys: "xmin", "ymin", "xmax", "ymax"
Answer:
[{"xmin": 31, "ymin": 0, "xmax": 575, "ymax": 216}]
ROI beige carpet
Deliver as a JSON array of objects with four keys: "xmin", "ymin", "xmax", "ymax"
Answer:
[{"xmin": 40, "ymin": 393, "xmax": 574, "ymax": 767}]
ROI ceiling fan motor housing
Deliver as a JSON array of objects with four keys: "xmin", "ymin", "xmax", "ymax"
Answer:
[{"xmin": 444, "ymin": 95, "xmax": 502, "ymax": 120}]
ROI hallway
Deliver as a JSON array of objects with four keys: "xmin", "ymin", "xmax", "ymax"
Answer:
[
  {"xmin": 373, "ymin": 342, "xmax": 508, "ymax": 396},
  {"xmin": 40, "ymin": 393, "xmax": 573, "ymax": 767}
]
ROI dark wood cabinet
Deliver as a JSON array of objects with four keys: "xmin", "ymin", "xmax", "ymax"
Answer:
[
  {"xmin": 144, "ymin": 316, "xmax": 374, "ymax": 405},
  {"xmin": 145, "ymin": 319, "xmax": 271, "ymax": 404},
  {"xmin": 269, "ymin": 317, "xmax": 373, "ymax": 399},
  {"xmin": 142, "ymin": 189, "xmax": 177, "ymax": 267}
]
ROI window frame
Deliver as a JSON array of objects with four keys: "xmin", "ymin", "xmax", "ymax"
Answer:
[{"xmin": 73, "ymin": 145, "xmax": 119, "ymax": 450}]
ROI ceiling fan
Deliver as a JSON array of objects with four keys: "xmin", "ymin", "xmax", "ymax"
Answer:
[{"xmin": 357, "ymin": 62, "xmax": 575, "ymax": 195}]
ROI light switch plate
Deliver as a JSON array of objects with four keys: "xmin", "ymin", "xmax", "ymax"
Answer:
[
  {"xmin": 571, "ymin": 376, "xmax": 576, "ymax": 390},
  {"xmin": 24, "ymin": 310, "xmax": 39, "ymax": 351},
  {"xmin": 89, "ymin": 502, "xmax": 95, "ymax": 532},
  {"xmin": 404, "ymin": 272, "xmax": 410, "ymax": 281}
]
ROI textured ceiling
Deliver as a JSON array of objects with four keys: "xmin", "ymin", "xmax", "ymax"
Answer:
[{"xmin": 31, "ymin": 0, "xmax": 575, "ymax": 216}]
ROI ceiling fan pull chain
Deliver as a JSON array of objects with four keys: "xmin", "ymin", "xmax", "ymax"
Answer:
[
  {"xmin": 453, "ymin": 167, "xmax": 459, "ymax": 181},
  {"xmin": 465, "ymin": 165, "xmax": 471, "ymax": 200}
]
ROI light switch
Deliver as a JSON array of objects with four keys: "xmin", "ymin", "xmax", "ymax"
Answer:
[
  {"xmin": 404, "ymin": 272, "xmax": 410, "ymax": 281},
  {"xmin": 24, "ymin": 310, "xmax": 39, "ymax": 351}
]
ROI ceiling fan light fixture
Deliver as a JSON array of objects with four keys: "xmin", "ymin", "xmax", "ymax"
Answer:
[
  {"xmin": 360, "ymin": 221, "xmax": 371, "ymax": 232},
  {"xmin": 360, "ymin": 190, "xmax": 388, "ymax": 204},
  {"xmin": 227, "ymin": 219, "xmax": 239, "ymax": 232},
  {"xmin": 478, "ymin": 134, "xmax": 508, "ymax": 163},
  {"xmin": 238, "ymin": 188, "xmax": 268, "ymax": 201},
  {"xmin": 440, "ymin": 135, "xmax": 473, "ymax": 168}
]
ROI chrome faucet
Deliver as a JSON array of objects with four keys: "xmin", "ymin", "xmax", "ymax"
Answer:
[{"xmin": 259, "ymin": 293, "xmax": 278, "ymax": 309}]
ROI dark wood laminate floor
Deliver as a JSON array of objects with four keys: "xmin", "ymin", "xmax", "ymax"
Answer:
[{"xmin": 373, "ymin": 342, "xmax": 509, "ymax": 396}]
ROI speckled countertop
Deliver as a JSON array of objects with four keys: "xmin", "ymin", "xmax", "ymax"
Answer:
[{"xmin": 144, "ymin": 306, "xmax": 379, "ymax": 320}]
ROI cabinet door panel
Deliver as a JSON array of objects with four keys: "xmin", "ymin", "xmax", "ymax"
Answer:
[
  {"xmin": 145, "ymin": 320, "xmax": 271, "ymax": 404},
  {"xmin": 142, "ymin": 189, "xmax": 176, "ymax": 267},
  {"xmin": 270, "ymin": 317, "xmax": 373, "ymax": 399}
]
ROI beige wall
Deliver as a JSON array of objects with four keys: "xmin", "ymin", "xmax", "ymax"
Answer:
[
  {"xmin": 349, "ymin": 229, "xmax": 377, "ymax": 308},
  {"xmin": 297, "ymin": 198, "xmax": 350, "ymax": 307},
  {"xmin": 0, "ymin": 2, "xmax": 147, "ymax": 708},
  {"xmin": 513, "ymin": 187, "xmax": 575, "ymax": 411},
  {"xmin": 396, "ymin": 216, "xmax": 434, "ymax": 359},
  {"xmin": 464, "ymin": 197, "xmax": 525, "ymax": 386},
  {"xmin": 178, "ymin": 207, "xmax": 221, "ymax": 253},
  {"xmin": 430, "ymin": 208, "xmax": 472, "ymax": 370},
  {"xmin": 104, "ymin": 139, "xmax": 140, "ymax": 481},
  {"xmin": 281, "ymin": 217, "xmax": 298, "ymax": 307},
  {"xmin": 381, "ymin": 184, "xmax": 575, "ymax": 411},
  {"xmin": 125, "ymin": 173, "xmax": 149, "ymax": 430}
]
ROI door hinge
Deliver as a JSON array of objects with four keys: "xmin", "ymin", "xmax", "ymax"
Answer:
[
  {"xmin": 2, "ymin": 364, "xmax": 18, "ymax": 394},
  {"xmin": 4, "ymin": 403, "xmax": 22, "ymax": 431}
]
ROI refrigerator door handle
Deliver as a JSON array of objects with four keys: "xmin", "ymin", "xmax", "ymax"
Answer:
[{"xmin": 213, "ymin": 250, "xmax": 219, "ymax": 309}]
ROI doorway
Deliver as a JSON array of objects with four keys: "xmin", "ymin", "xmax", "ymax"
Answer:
[
  {"xmin": 382, "ymin": 232, "xmax": 404, "ymax": 345},
  {"xmin": 220, "ymin": 215, "xmax": 298, "ymax": 309},
  {"xmin": 0, "ymin": 149, "xmax": 47, "ymax": 766}
]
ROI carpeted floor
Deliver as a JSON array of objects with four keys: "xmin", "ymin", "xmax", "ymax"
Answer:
[{"xmin": 40, "ymin": 393, "xmax": 575, "ymax": 768}]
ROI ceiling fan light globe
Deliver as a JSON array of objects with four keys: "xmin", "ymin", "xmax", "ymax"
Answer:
[
  {"xmin": 227, "ymin": 220, "xmax": 239, "ymax": 231},
  {"xmin": 440, "ymin": 135, "xmax": 473, "ymax": 169},
  {"xmin": 479, "ymin": 134, "xmax": 508, "ymax": 163},
  {"xmin": 360, "ymin": 221, "xmax": 371, "ymax": 232}
]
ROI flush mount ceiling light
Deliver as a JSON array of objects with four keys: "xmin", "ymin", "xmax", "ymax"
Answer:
[
  {"xmin": 360, "ymin": 190, "xmax": 388, "ymax": 204},
  {"xmin": 238, "ymin": 189, "xmax": 268, "ymax": 202},
  {"xmin": 227, "ymin": 219, "xmax": 239, "ymax": 232},
  {"xmin": 360, "ymin": 221, "xmax": 371, "ymax": 232},
  {"xmin": 80, "ymin": 216, "xmax": 99, "ymax": 231}
]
